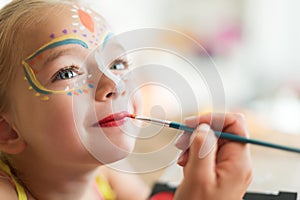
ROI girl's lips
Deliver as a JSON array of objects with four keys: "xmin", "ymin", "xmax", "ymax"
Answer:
[{"xmin": 97, "ymin": 111, "xmax": 131, "ymax": 127}]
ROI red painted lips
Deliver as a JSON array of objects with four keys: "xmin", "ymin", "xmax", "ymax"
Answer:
[{"xmin": 97, "ymin": 111, "xmax": 131, "ymax": 127}]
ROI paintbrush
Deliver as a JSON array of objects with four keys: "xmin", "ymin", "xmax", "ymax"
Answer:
[{"xmin": 128, "ymin": 114, "xmax": 300, "ymax": 154}]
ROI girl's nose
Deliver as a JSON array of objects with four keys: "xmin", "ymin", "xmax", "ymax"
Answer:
[{"xmin": 94, "ymin": 73, "xmax": 124, "ymax": 102}]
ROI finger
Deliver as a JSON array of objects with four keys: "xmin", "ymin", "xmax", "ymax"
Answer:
[
  {"xmin": 174, "ymin": 132, "xmax": 194, "ymax": 151},
  {"xmin": 185, "ymin": 115, "xmax": 253, "ymax": 190},
  {"xmin": 186, "ymin": 124, "xmax": 217, "ymax": 182},
  {"xmin": 177, "ymin": 149, "xmax": 189, "ymax": 167},
  {"xmin": 203, "ymin": 113, "xmax": 248, "ymax": 137},
  {"xmin": 184, "ymin": 116, "xmax": 201, "ymax": 128},
  {"xmin": 184, "ymin": 113, "xmax": 250, "ymax": 161},
  {"xmin": 200, "ymin": 113, "xmax": 250, "ymax": 164},
  {"xmin": 176, "ymin": 124, "xmax": 217, "ymax": 166},
  {"xmin": 186, "ymin": 113, "xmax": 249, "ymax": 137},
  {"xmin": 216, "ymin": 143, "xmax": 252, "ymax": 187},
  {"xmin": 198, "ymin": 125, "xmax": 218, "ymax": 159}
]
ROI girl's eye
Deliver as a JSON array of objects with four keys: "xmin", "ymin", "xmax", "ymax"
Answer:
[
  {"xmin": 51, "ymin": 65, "xmax": 82, "ymax": 82},
  {"xmin": 110, "ymin": 60, "xmax": 128, "ymax": 71}
]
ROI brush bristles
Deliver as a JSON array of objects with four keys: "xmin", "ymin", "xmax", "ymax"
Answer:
[
  {"xmin": 133, "ymin": 115, "xmax": 171, "ymax": 126},
  {"xmin": 128, "ymin": 113, "xmax": 136, "ymax": 118}
]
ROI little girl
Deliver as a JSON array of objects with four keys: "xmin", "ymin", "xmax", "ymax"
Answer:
[{"xmin": 0, "ymin": 0, "xmax": 252, "ymax": 199}]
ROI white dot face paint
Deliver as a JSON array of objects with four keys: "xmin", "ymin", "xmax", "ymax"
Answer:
[
  {"xmin": 72, "ymin": 36, "xmax": 138, "ymax": 164},
  {"xmin": 94, "ymin": 49, "xmax": 126, "ymax": 94},
  {"xmin": 96, "ymin": 35, "xmax": 130, "ymax": 93}
]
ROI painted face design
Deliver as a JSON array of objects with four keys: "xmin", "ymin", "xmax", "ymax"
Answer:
[{"xmin": 22, "ymin": 4, "xmax": 126, "ymax": 101}]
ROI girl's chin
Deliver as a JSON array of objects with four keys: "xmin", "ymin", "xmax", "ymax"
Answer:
[
  {"xmin": 96, "ymin": 148, "xmax": 133, "ymax": 164},
  {"xmin": 83, "ymin": 122, "xmax": 138, "ymax": 164},
  {"xmin": 89, "ymin": 138, "xmax": 136, "ymax": 164},
  {"xmin": 111, "ymin": 138, "xmax": 136, "ymax": 158}
]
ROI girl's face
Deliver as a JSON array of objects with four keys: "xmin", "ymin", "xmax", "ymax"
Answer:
[{"xmin": 8, "ymin": 4, "xmax": 139, "ymax": 166}]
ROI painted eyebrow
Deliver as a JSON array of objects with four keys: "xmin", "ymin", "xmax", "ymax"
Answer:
[{"xmin": 25, "ymin": 36, "xmax": 89, "ymax": 61}]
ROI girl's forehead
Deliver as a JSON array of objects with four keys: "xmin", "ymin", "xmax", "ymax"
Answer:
[{"xmin": 22, "ymin": 3, "xmax": 110, "ymax": 61}]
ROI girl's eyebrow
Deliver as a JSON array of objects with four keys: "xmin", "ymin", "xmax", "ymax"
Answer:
[{"xmin": 43, "ymin": 48, "xmax": 74, "ymax": 66}]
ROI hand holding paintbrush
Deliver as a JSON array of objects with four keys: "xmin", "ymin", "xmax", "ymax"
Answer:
[{"xmin": 143, "ymin": 112, "xmax": 253, "ymax": 199}]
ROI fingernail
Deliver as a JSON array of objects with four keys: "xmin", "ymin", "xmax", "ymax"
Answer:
[
  {"xmin": 198, "ymin": 130, "xmax": 217, "ymax": 159},
  {"xmin": 177, "ymin": 154, "xmax": 184, "ymax": 163},
  {"xmin": 197, "ymin": 123, "xmax": 210, "ymax": 133},
  {"xmin": 184, "ymin": 116, "xmax": 199, "ymax": 127},
  {"xmin": 174, "ymin": 133, "xmax": 191, "ymax": 150},
  {"xmin": 184, "ymin": 116, "xmax": 198, "ymax": 122}
]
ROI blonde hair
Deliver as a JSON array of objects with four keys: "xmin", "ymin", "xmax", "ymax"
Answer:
[{"xmin": 0, "ymin": 0, "xmax": 81, "ymax": 113}]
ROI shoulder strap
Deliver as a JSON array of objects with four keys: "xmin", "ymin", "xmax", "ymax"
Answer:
[
  {"xmin": 95, "ymin": 175, "xmax": 116, "ymax": 200},
  {"xmin": 0, "ymin": 160, "xmax": 28, "ymax": 200}
]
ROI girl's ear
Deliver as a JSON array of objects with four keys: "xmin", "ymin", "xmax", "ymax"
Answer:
[{"xmin": 0, "ymin": 117, "xmax": 26, "ymax": 154}]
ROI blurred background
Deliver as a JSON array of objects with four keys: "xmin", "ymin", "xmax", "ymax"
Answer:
[
  {"xmin": 88, "ymin": 0, "xmax": 300, "ymax": 135},
  {"xmin": 2, "ymin": 0, "xmax": 300, "ymax": 194}
]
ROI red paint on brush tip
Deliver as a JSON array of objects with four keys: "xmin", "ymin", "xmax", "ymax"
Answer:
[{"xmin": 128, "ymin": 113, "xmax": 136, "ymax": 118}]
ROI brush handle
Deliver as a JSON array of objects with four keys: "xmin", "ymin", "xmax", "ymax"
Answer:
[{"xmin": 169, "ymin": 122, "xmax": 300, "ymax": 154}]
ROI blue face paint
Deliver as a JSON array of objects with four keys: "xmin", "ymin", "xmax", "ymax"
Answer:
[
  {"xmin": 101, "ymin": 32, "xmax": 114, "ymax": 49},
  {"xmin": 26, "ymin": 36, "xmax": 89, "ymax": 60},
  {"xmin": 22, "ymin": 35, "xmax": 91, "ymax": 97}
]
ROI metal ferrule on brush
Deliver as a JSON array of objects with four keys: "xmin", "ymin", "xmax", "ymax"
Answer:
[{"xmin": 134, "ymin": 116, "xmax": 172, "ymax": 127}]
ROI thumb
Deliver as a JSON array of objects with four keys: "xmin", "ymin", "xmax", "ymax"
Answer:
[{"xmin": 187, "ymin": 124, "xmax": 217, "ymax": 182}]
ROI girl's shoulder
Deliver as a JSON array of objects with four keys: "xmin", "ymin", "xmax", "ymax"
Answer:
[
  {"xmin": 0, "ymin": 177, "xmax": 20, "ymax": 200},
  {"xmin": 0, "ymin": 160, "xmax": 29, "ymax": 200},
  {"xmin": 95, "ymin": 167, "xmax": 117, "ymax": 200},
  {"xmin": 97, "ymin": 166, "xmax": 150, "ymax": 200}
]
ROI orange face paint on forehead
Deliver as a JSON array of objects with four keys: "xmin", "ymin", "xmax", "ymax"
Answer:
[
  {"xmin": 49, "ymin": 4, "xmax": 109, "ymax": 46},
  {"xmin": 26, "ymin": 3, "xmax": 112, "ymax": 66}
]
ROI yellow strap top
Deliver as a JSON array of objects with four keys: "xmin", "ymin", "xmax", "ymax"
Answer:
[
  {"xmin": 0, "ymin": 160, "xmax": 27, "ymax": 200},
  {"xmin": 0, "ymin": 160, "xmax": 116, "ymax": 200},
  {"xmin": 95, "ymin": 175, "xmax": 116, "ymax": 200}
]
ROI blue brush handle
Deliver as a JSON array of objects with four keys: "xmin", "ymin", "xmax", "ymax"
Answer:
[{"xmin": 169, "ymin": 122, "xmax": 300, "ymax": 154}]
